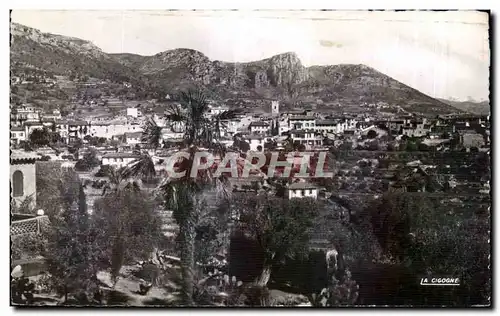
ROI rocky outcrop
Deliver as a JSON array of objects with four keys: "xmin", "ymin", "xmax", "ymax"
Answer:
[{"xmin": 11, "ymin": 22, "xmax": 458, "ymax": 115}]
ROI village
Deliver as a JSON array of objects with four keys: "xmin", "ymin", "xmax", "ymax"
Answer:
[
  {"xmin": 10, "ymin": 92, "xmax": 491, "ymax": 206},
  {"xmin": 8, "ymin": 12, "xmax": 491, "ymax": 307}
]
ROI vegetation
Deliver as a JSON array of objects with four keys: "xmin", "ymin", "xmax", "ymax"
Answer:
[
  {"xmin": 12, "ymin": 82, "xmax": 489, "ymax": 306},
  {"xmin": 235, "ymin": 194, "xmax": 319, "ymax": 286},
  {"xmin": 46, "ymin": 185, "xmax": 101, "ymax": 303},
  {"xmin": 74, "ymin": 148, "xmax": 100, "ymax": 171},
  {"xmin": 92, "ymin": 183, "xmax": 163, "ymax": 277},
  {"xmin": 124, "ymin": 89, "xmax": 239, "ymax": 305}
]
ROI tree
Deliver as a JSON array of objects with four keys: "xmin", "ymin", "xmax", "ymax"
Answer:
[
  {"xmin": 36, "ymin": 162, "xmax": 81, "ymax": 219},
  {"xmin": 418, "ymin": 142, "xmax": 429, "ymax": 152},
  {"xmin": 405, "ymin": 141, "xmax": 418, "ymax": 152},
  {"xmin": 235, "ymin": 194, "xmax": 319, "ymax": 286},
  {"xmin": 74, "ymin": 149, "xmax": 100, "ymax": 171},
  {"xmin": 233, "ymin": 138, "xmax": 250, "ymax": 152},
  {"xmin": 92, "ymin": 183, "xmax": 163, "ymax": 282},
  {"xmin": 68, "ymin": 139, "xmax": 83, "ymax": 160},
  {"xmin": 366, "ymin": 192, "xmax": 490, "ymax": 305},
  {"xmin": 364, "ymin": 193, "xmax": 415, "ymax": 261},
  {"xmin": 28, "ymin": 128, "xmax": 51, "ymax": 147},
  {"xmin": 47, "ymin": 185, "xmax": 100, "ymax": 304},
  {"xmin": 124, "ymin": 89, "xmax": 237, "ymax": 305},
  {"xmin": 450, "ymin": 132, "xmax": 461, "ymax": 150},
  {"xmin": 367, "ymin": 130, "xmax": 378, "ymax": 139},
  {"xmin": 367, "ymin": 140, "xmax": 379, "ymax": 151}
]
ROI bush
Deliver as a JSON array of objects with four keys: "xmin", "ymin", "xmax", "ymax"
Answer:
[
  {"xmin": 74, "ymin": 149, "xmax": 100, "ymax": 171},
  {"xmin": 94, "ymin": 165, "xmax": 112, "ymax": 177},
  {"xmin": 309, "ymin": 269, "xmax": 359, "ymax": 306},
  {"xmin": 367, "ymin": 130, "xmax": 378, "ymax": 139},
  {"xmin": 11, "ymin": 233, "xmax": 48, "ymax": 261}
]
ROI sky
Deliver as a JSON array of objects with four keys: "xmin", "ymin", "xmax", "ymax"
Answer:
[{"xmin": 11, "ymin": 10, "xmax": 490, "ymax": 101}]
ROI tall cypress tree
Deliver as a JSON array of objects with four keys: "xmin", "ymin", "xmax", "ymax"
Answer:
[{"xmin": 47, "ymin": 184, "xmax": 99, "ymax": 304}]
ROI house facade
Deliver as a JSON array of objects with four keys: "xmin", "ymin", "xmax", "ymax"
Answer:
[
  {"xmin": 125, "ymin": 132, "xmax": 143, "ymax": 145},
  {"xmin": 288, "ymin": 116, "xmax": 316, "ymax": 130},
  {"xmin": 249, "ymin": 121, "xmax": 270, "ymax": 134},
  {"xmin": 10, "ymin": 127, "xmax": 26, "ymax": 145},
  {"xmin": 101, "ymin": 152, "xmax": 141, "ymax": 169},
  {"xmin": 287, "ymin": 181, "xmax": 319, "ymax": 200},
  {"xmin": 10, "ymin": 151, "xmax": 40, "ymax": 208}
]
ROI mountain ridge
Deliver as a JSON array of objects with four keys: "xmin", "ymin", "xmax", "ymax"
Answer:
[
  {"xmin": 11, "ymin": 22, "xmax": 458, "ymax": 115},
  {"xmin": 437, "ymin": 98, "xmax": 490, "ymax": 115}
]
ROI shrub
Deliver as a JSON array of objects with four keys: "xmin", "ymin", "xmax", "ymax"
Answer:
[{"xmin": 11, "ymin": 233, "xmax": 48, "ymax": 261}]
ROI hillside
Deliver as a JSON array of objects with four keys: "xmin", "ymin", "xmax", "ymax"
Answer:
[
  {"xmin": 11, "ymin": 23, "xmax": 458, "ymax": 115},
  {"xmin": 438, "ymin": 99, "xmax": 490, "ymax": 115},
  {"xmin": 10, "ymin": 23, "xmax": 147, "ymax": 86},
  {"xmin": 112, "ymin": 50, "xmax": 457, "ymax": 114}
]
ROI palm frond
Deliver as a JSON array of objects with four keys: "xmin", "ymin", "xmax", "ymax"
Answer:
[
  {"xmin": 122, "ymin": 153, "xmax": 156, "ymax": 179},
  {"xmin": 165, "ymin": 103, "xmax": 186, "ymax": 123},
  {"xmin": 142, "ymin": 117, "xmax": 163, "ymax": 148},
  {"xmin": 214, "ymin": 109, "xmax": 241, "ymax": 121}
]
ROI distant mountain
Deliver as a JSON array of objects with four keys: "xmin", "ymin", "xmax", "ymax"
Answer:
[
  {"xmin": 438, "ymin": 99, "xmax": 490, "ymax": 115},
  {"xmin": 11, "ymin": 23, "xmax": 458, "ymax": 115},
  {"xmin": 10, "ymin": 23, "xmax": 144, "ymax": 85}
]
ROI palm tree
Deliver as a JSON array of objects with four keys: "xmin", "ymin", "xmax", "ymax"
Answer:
[
  {"xmin": 101, "ymin": 167, "xmax": 140, "ymax": 196},
  {"xmin": 125, "ymin": 89, "xmax": 237, "ymax": 305}
]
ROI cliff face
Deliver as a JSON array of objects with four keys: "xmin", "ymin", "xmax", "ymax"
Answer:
[{"xmin": 113, "ymin": 50, "xmax": 308, "ymax": 91}]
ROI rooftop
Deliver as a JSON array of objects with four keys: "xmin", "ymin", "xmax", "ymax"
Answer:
[
  {"xmin": 249, "ymin": 121, "xmax": 269, "ymax": 127},
  {"xmin": 125, "ymin": 132, "xmax": 143, "ymax": 138},
  {"xmin": 316, "ymin": 120, "xmax": 339, "ymax": 125},
  {"xmin": 289, "ymin": 115, "xmax": 316, "ymax": 121},
  {"xmin": 24, "ymin": 121, "xmax": 44, "ymax": 126},
  {"xmin": 10, "ymin": 150, "xmax": 41, "ymax": 162},
  {"xmin": 68, "ymin": 121, "xmax": 89, "ymax": 126},
  {"xmin": 288, "ymin": 181, "xmax": 319, "ymax": 190},
  {"xmin": 102, "ymin": 152, "xmax": 141, "ymax": 159}
]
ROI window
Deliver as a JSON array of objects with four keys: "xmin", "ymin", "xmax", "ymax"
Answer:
[
  {"xmin": 12, "ymin": 170, "xmax": 23, "ymax": 197},
  {"xmin": 305, "ymin": 189, "xmax": 310, "ymax": 195}
]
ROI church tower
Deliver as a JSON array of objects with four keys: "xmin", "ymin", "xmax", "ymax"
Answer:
[{"xmin": 271, "ymin": 101, "xmax": 279, "ymax": 116}]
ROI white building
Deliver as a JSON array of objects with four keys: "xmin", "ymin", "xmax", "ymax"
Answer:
[
  {"xmin": 55, "ymin": 120, "xmax": 70, "ymax": 143},
  {"xmin": 248, "ymin": 121, "xmax": 270, "ymax": 134},
  {"xmin": 24, "ymin": 121, "xmax": 45, "ymax": 137},
  {"xmin": 10, "ymin": 126, "xmax": 26, "ymax": 145},
  {"xmin": 101, "ymin": 152, "xmax": 141, "ymax": 169},
  {"xmin": 289, "ymin": 116, "xmax": 316, "ymax": 130},
  {"xmin": 220, "ymin": 118, "xmax": 241, "ymax": 137},
  {"xmin": 10, "ymin": 105, "xmax": 41, "ymax": 127},
  {"xmin": 278, "ymin": 119, "xmax": 291, "ymax": 135},
  {"xmin": 43, "ymin": 109, "xmax": 62, "ymax": 121},
  {"xmin": 125, "ymin": 132, "xmax": 143, "ymax": 145},
  {"xmin": 10, "ymin": 150, "xmax": 41, "ymax": 208},
  {"xmin": 207, "ymin": 105, "xmax": 229, "ymax": 117},
  {"xmin": 315, "ymin": 117, "xmax": 357, "ymax": 134},
  {"xmin": 68, "ymin": 121, "xmax": 90, "ymax": 142},
  {"xmin": 247, "ymin": 136, "xmax": 265, "ymax": 152},
  {"xmin": 127, "ymin": 108, "xmax": 141, "ymax": 118},
  {"xmin": 290, "ymin": 129, "xmax": 323, "ymax": 147},
  {"xmin": 287, "ymin": 181, "xmax": 319, "ymax": 200},
  {"xmin": 271, "ymin": 101, "xmax": 279, "ymax": 116},
  {"xmin": 315, "ymin": 120, "xmax": 338, "ymax": 135},
  {"xmin": 89, "ymin": 122, "xmax": 143, "ymax": 139}
]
